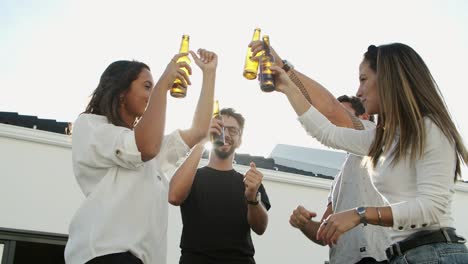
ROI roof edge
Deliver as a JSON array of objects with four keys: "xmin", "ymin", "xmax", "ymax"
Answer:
[{"xmin": 0, "ymin": 123, "xmax": 71, "ymax": 148}]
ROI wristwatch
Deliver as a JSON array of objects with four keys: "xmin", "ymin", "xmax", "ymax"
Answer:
[
  {"xmin": 246, "ymin": 192, "xmax": 261, "ymax": 205},
  {"xmin": 355, "ymin": 206, "xmax": 368, "ymax": 226},
  {"xmin": 281, "ymin": 60, "xmax": 294, "ymax": 72}
]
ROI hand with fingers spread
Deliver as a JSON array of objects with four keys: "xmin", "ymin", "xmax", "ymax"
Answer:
[
  {"xmin": 316, "ymin": 209, "xmax": 361, "ymax": 247},
  {"xmin": 289, "ymin": 205, "xmax": 318, "ymax": 230},
  {"xmin": 190, "ymin": 49, "xmax": 218, "ymax": 73},
  {"xmin": 161, "ymin": 53, "xmax": 192, "ymax": 90},
  {"xmin": 244, "ymin": 162, "xmax": 263, "ymax": 202}
]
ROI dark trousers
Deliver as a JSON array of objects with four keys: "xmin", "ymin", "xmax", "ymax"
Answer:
[
  {"xmin": 355, "ymin": 257, "xmax": 388, "ymax": 264},
  {"xmin": 86, "ymin": 252, "xmax": 143, "ymax": 264},
  {"xmin": 180, "ymin": 251, "xmax": 255, "ymax": 264}
]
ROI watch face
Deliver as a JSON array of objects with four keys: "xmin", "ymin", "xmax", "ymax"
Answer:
[
  {"xmin": 283, "ymin": 60, "xmax": 294, "ymax": 72},
  {"xmin": 356, "ymin": 207, "xmax": 367, "ymax": 225},
  {"xmin": 357, "ymin": 207, "xmax": 365, "ymax": 214}
]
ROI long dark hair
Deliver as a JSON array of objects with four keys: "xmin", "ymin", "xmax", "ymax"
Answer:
[
  {"xmin": 84, "ymin": 60, "xmax": 150, "ymax": 127},
  {"xmin": 364, "ymin": 43, "xmax": 467, "ymax": 180}
]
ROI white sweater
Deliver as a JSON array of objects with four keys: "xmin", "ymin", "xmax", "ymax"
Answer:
[
  {"xmin": 65, "ymin": 114, "xmax": 190, "ymax": 264},
  {"xmin": 298, "ymin": 106, "xmax": 456, "ymax": 243}
]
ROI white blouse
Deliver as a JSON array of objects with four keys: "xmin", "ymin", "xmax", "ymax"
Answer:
[
  {"xmin": 298, "ymin": 106, "xmax": 456, "ymax": 243},
  {"xmin": 65, "ymin": 114, "xmax": 190, "ymax": 264}
]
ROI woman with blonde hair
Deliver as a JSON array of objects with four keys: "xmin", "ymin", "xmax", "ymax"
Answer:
[{"xmin": 272, "ymin": 43, "xmax": 468, "ymax": 263}]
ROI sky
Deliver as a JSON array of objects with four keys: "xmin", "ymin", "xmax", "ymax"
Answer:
[{"xmin": 1, "ymin": 0, "xmax": 467, "ymax": 177}]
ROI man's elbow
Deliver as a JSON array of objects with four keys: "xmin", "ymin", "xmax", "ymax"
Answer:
[
  {"xmin": 253, "ymin": 228, "xmax": 266, "ymax": 236},
  {"xmin": 168, "ymin": 193, "xmax": 183, "ymax": 206},
  {"xmin": 252, "ymin": 224, "xmax": 268, "ymax": 235}
]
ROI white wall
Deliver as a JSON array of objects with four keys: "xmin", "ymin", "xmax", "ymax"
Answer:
[
  {"xmin": 2, "ymin": 123, "xmax": 468, "ymax": 264},
  {"xmin": 0, "ymin": 124, "xmax": 82, "ymax": 234}
]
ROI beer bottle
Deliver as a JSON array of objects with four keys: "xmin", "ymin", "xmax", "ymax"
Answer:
[
  {"xmin": 171, "ymin": 34, "xmax": 191, "ymax": 98},
  {"xmin": 243, "ymin": 28, "xmax": 262, "ymax": 80},
  {"xmin": 259, "ymin": 35, "xmax": 275, "ymax": 92},
  {"xmin": 211, "ymin": 100, "xmax": 225, "ymax": 146}
]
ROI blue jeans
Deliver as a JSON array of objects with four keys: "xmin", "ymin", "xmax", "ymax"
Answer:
[{"xmin": 390, "ymin": 242, "xmax": 468, "ymax": 264}]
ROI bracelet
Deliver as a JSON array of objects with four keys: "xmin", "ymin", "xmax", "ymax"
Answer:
[
  {"xmin": 376, "ymin": 207, "xmax": 383, "ymax": 226},
  {"xmin": 246, "ymin": 199, "xmax": 259, "ymax": 205}
]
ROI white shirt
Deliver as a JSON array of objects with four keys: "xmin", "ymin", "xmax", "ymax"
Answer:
[
  {"xmin": 299, "ymin": 106, "xmax": 456, "ymax": 243},
  {"xmin": 327, "ymin": 120, "xmax": 391, "ymax": 263},
  {"xmin": 65, "ymin": 114, "xmax": 190, "ymax": 264}
]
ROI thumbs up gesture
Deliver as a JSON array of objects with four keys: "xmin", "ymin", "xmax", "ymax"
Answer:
[{"xmin": 244, "ymin": 162, "xmax": 263, "ymax": 202}]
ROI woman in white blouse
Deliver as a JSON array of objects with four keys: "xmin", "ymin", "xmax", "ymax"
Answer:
[
  {"xmin": 65, "ymin": 49, "xmax": 218, "ymax": 264},
  {"xmin": 271, "ymin": 43, "xmax": 468, "ymax": 263}
]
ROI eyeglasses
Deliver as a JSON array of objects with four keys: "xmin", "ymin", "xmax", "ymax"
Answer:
[{"xmin": 224, "ymin": 126, "xmax": 241, "ymax": 136}]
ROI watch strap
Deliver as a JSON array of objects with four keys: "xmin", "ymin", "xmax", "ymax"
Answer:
[{"xmin": 246, "ymin": 192, "xmax": 261, "ymax": 205}]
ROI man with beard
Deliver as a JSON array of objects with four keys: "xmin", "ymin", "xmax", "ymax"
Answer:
[{"xmin": 169, "ymin": 108, "xmax": 271, "ymax": 264}]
